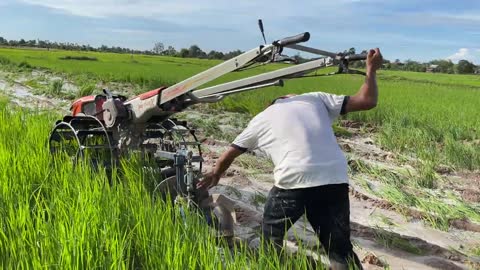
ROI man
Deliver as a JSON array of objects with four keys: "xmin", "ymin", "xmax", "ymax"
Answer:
[{"xmin": 198, "ymin": 48, "xmax": 383, "ymax": 269}]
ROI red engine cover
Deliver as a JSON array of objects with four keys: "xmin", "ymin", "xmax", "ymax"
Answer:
[
  {"xmin": 70, "ymin": 95, "xmax": 106, "ymax": 118},
  {"xmin": 128, "ymin": 86, "xmax": 168, "ymax": 101}
]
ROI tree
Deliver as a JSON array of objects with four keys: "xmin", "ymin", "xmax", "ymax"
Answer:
[
  {"xmin": 292, "ymin": 53, "xmax": 307, "ymax": 64},
  {"xmin": 404, "ymin": 60, "xmax": 426, "ymax": 72},
  {"xmin": 179, "ymin": 48, "xmax": 189, "ymax": 58},
  {"xmin": 164, "ymin": 46, "xmax": 177, "ymax": 56},
  {"xmin": 188, "ymin": 45, "xmax": 206, "ymax": 58},
  {"xmin": 153, "ymin": 42, "xmax": 164, "ymax": 55},
  {"xmin": 456, "ymin": 60, "xmax": 476, "ymax": 74},
  {"xmin": 429, "ymin": 59, "xmax": 454, "ymax": 74},
  {"xmin": 207, "ymin": 50, "xmax": 224, "ymax": 60},
  {"xmin": 223, "ymin": 50, "xmax": 243, "ymax": 60}
]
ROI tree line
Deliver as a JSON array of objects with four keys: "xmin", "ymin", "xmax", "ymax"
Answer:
[
  {"xmin": 344, "ymin": 48, "xmax": 478, "ymax": 75},
  {"xmin": 0, "ymin": 37, "xmax": 477, "ymax": 74},
  {"xmin": 0, "ymin": 37, "xmax": 243, "ymax": 60},
  {"xmin": 0, "ymin": 37, "xmax": 157, "ymax": 55}
]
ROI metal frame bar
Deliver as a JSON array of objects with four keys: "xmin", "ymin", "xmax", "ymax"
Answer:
[
  {"xmin": 192, "ymin": 57, "xmax": 331, "ymax": 98},
  {"xmin": 122, "ymin": 33, "xmax": 365, "ymax": 123},
  {"xmin": 159, "ymin": 45, "xmax": 274, "ymax": 104},
  {"xmin": 286, "ymin": 44, "xmax": 337, "ymax": 58}
]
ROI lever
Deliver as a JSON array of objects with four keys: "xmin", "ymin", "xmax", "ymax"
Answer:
[{"xmin": 258, "ymin": 19, "xmax": 267, "ymax": 44}]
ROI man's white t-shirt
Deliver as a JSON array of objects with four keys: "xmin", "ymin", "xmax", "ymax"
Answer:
[{"xmin": 232, "ymin": 92, "xmax": 349, "ymax": 189}]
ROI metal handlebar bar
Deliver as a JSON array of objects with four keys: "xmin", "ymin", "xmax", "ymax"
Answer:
[
  {"xmin": 273, "ymin": 32, "xmax": 310, "ymax": 47},
  {"xmin": 343, "ymin": 54, "xmax": 367, "ymax": 61}
]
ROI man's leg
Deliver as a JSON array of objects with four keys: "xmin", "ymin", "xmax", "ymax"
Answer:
[
  {"xmin": 262, "ymin": 186, "xmax": 305, "ymax": 251},
  {"xmin": 306, "ymin": 184, "xmax": 363, "ymax": 270}
]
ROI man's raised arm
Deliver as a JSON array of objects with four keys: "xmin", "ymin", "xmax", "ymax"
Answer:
[{"xmin": 344, "ymin": 48, "xmax": 383, "ymax": 113}]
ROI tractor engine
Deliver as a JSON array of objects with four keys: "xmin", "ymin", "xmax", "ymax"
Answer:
[{"xmin": 49, "ymin": 89, "xmax": 206, "ymax": 205}]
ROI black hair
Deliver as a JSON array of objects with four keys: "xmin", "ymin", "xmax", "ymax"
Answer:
[{"xmin": 270, "ymin": 96, "xmax": 289, "ymax": 106}]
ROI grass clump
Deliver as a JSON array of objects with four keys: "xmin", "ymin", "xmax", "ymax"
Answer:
[
  {"xmin": 77, "ymin": 83, "xmax": 97, "ymax": 97},
  {"xmin": 0, "ymin": 56, "xmax": 13, "ymax": 66},
  {"xmin": 49, "ymin": 79, "xmax": 63, "ymax": 97},
  {"xmin": 59, "ymin": 55, "xmax": 98, "ymax": 61},
  {"xmin": 24, "ymin": 78, "xmax": 44, "ymax": 90},
  {"xmin": 17, "ymin": 61, "xmax": 32, "ymax": 69},
  {"xmin": 374, "ymin": 228, "xmax": 423, "ymax": 255}
]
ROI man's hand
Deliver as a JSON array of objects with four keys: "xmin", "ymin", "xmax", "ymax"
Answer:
[
  {"xmin": 197, "ymin": 171, "xmax": 221, "ymax": 189},
  {"xmin": 196, "ymin": 146, "xmax": 244, "ymax": 190},
  {"xmin": 366, "ymin": 48, "xmax": 383, "ymax": 73}
]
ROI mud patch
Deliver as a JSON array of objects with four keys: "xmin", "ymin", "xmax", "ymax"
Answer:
[
  {"xmin": 461, "ymin": 189, "xmax": 480, "ymax": 203},
  {"xmin": 361, "ymin": 252, "xmax": 387, "ymax": 267},
  {"xmin": 423, "ymin": 257, "xmax": 465, "ymax": 270}
]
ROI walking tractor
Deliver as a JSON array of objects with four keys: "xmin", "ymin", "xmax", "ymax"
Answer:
[{"xmin": 48, "ymin": 21, "xmax": 368, "ymax": 240}]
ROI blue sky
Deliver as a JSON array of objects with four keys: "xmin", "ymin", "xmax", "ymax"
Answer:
[{"xmin": 0, "ymin": 0, "xmax": 479, "ymax": 64}]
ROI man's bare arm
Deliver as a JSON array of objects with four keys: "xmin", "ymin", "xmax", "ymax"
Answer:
[
  {"xmin": 197, "ymin": 146, "xmax": 244, "ymax": 189},
  {"xmin": 345, "ymin": 48, "xmax": 383, "ymax": 113},
  {"xmin": 212, "ymin": 146, "xmax": 244, "ymax": 178}
]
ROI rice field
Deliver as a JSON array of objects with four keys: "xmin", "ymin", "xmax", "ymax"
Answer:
[
  {"xmin": 0, "ymin": 47, "xmax": 479, "ymax": 268},
  {"xmin": 1, "ymin": 47, "xmax": 478, "ymax": 171}
]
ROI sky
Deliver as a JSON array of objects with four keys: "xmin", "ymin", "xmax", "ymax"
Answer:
[{"xmin": 0, "ymin": 0, "xmax": 479, "ymax": 64}]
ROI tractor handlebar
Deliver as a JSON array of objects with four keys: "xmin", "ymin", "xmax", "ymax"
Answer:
[
  {"xmin": 274, "ymin": 32, "xmax": 310, "ymax": 47},
  {"xmin": 343, "ymin": 54, "xmax": 367, "ymax": 61}
]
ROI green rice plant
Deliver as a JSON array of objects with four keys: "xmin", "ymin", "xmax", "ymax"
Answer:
[
  {"xmin": 415, "ymin": 160, "xmax": 438, "ymax": 189},
  {"xmin": 49, "ymin": 79, "xmax": 63, "ymax": 97},
  {"xmin": 0, "ymin": 104, "xmax": 327, "ymax": 269},
  {"xmin": 23, "ymin": 78, "xmax": 44, "ymax": 90},
  {"xmin": 77, "ymin": 83, "xmax": 96, "ymax": 98},
  {"xmin": 471, "ymin": 246, "xmax": 480, "ymax": 257},
  {"xmin": 444, "ymin": 135, "xmax": 480, "ymax": 170},
  {"xmin": 17, "ymin": 60, "xmax": 32, "ymax": 69},
  {"xmin": 0, "ymin": 56, "xmax": 12, "ymax": 65}
]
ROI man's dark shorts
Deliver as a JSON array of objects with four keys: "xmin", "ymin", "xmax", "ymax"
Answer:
[{"xmin": 262, "ymin": 183, "xmax": 360, "ymax": 266}]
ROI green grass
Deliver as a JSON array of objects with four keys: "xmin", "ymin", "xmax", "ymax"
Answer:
[{"xmin": 0, "ymin": 101, "xmax": 325, "ymax": 269}]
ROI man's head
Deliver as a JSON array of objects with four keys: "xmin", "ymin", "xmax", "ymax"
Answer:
[{"xmin": 269, "ymin": 94, "xmax": 297, "ymax": 106}]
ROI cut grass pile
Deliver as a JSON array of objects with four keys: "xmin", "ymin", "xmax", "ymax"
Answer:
[
  {"xmin": 350, "ymin": 158, "xmax": 480, "ymax": 230},
  {"xmin": 0, "ymin": 100, "xmax": 324, "ymax": 269}
]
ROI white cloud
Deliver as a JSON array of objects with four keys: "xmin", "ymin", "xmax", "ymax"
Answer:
[
  {"xmin": 447, "ymin": 48, "xmax": 480, "ymax": 64},
  {"xmin": 18, "ymin": 0, "xmax": 351, "ymax": 19}
]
